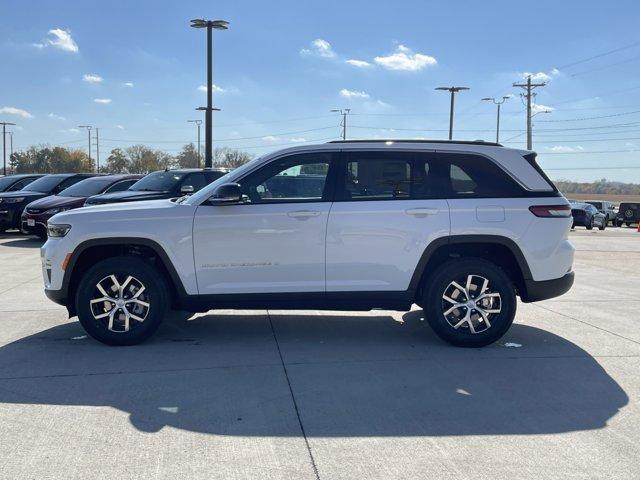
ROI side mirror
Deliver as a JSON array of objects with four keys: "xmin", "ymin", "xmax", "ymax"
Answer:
[
  {"xmin": 180, "ymin": 184, "xmax": 195, "ymax": 194},
  {"xmin": 208, "ymin": 183, "xmax": 242, "ymax": 205}
]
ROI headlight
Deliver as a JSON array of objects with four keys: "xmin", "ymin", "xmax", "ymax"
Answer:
[
  {"xmin": 43, "ymin": 207, "xmax": 68, "ymax": 215},
  {"xmin": 47, "ymin": 224, "xmax": 72, "ymax": 238},
  {"xmin": 3, "ymin": 197, "xmax": 25, "ymax": 204}
]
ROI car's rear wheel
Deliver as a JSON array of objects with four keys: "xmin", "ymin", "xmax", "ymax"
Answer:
[
  {"xmin": 421, "ymin": 258, "xmax": 516, "ymax": 347},
  {"xmin": 598, "ymin": 220, "xmax": 606, "ymax": 231},
  {"xmin": 75, "ymin": 256, "xmax": 168, "ymax": 345}
]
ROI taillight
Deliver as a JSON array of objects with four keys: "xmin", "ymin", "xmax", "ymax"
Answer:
[{"xmin": 529, "ymin": 205, "xmax": 572, "ymax": 218}]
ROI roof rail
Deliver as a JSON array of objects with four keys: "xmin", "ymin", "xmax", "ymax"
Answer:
[{"xmin": 327, "ymin": 139, "xmax": 503, "ymax": 147}]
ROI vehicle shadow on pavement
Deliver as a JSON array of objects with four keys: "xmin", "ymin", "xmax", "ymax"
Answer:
[{"xmin": 0, "ymin": 312, "xmax": 628, "ymax": 438}]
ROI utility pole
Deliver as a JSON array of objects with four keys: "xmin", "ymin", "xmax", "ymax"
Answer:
[
  {"xmin": 190, "ymin": 18, "xmax": 229, "ymax": 168},
  {"xmin": 78, "ymin": 125, "xmax": 92, "ymax": 165},
  {"xmin": 482, "ymin": 96, "xmax": 510, "ymax": 143},
  {"xmin": 513, "ymin": 75, "xmax": 546, "ymax": 150},
  {"xmin": 435, "ymin": 86, "xmax": 470, "ymax": 140},
  {"xmin": 1, "ymin": 122, "xmax": 16, "ymax": 176},
  {"xmin": 331, "ymin": 109, "xmax": 351, "ymax": 140},
  {"xmin": 95, "ymin": 128, "xmax": 100, "ymax": 172},
  {"xmin": 188, "ymin": 119, "xmax": 203, "ymax": 167}
]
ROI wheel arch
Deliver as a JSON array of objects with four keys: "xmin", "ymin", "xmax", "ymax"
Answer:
[
  {"xmin": 409, "ymin": 235, "xmax": 533, "ymax": 302},
  {"xmin": 63, "ymin": 237, "xmax": 187, "ymax": 316}
]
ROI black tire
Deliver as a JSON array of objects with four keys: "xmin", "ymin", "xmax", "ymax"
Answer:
[
  {"xmin": 75, "ymin": 256, "xmax": 169, "ymax": 346},
  {"xmin": 626, "ymin": 222, "xmax": 632, "ymax": 227},
  {"xmin": 586, "ymin": 218, "xmax": 594, "ymax": 230},
  {"xmin": 598, "ymin": 220, "xmax": 606, "ymax": 231},
  {"xmin": 421, "ymin": 258, "xmax": 517, "ymax": 347}
]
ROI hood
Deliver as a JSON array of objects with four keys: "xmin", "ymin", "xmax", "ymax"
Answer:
[
  {"xmin": 64, "ymin": 198, "xmax": 178, "ymax": 216},
  {"xmin": 0, "ymin": 191, "xmax": 45, "ymax": 201},
  {"xmin": 25, "ymin": 195, "xmax": 85, "ymax": 211},
  {"xmin": 50, "ymin": 199, "xmax": 189, "ymax": 226},
  {"xmin": 85, "ymin": 190, "xmax": 171, "ymax": 204}
]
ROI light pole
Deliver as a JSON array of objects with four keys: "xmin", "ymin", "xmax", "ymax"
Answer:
[
  {"xmin": 435, "ymin": 86, "xmax": 469, "ymax": 140},
  {"xmin": 530, "ymin": 109, "xmax": 551, "ymax": 149},
  {"xmin": 482, "ymin": 96, "xmax": 510, "ymax": 143},
  {"xmin": 190, "ymin": 18, "xmax": 229, "ymax": 168},
  {"xmin": 196, "ymin": 107, "xmax": 220, "ymax": 165},
  {"xmin": 1, "ymin": 122, "xmax": 16, "ymax": 176},
  {"xmin": 78, "ymin": 125, "xmax": 92, "ymax": 166},
  {"xmin": 188, "ymin": 119, "xmax": 203, "ymax": 167},
  {"xmin": 330, "ymin": 109, "xmax": 351, "ymax": 140}
]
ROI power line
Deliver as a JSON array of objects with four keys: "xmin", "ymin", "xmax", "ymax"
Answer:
[
  {"xmin": 556, "ymin": 40, "xmax": 640, "ymax": 70},
  {"xmin": 535, "ymin": 109, "xmax": 640, "ymax": 123},
  {"xmin": 100, "ymin": 126, "xmax": 337, "ymax": 144},
  {"xmin": 545, "ymin": 166, "xmax": 640, "ymax": 170},
  {"xmin": 569, "ymin": 54, "xmax": 640, "ymax": 78},
  {"xmin": 543, "ymin": 148, "xmax": 640, "ymax": 155}
]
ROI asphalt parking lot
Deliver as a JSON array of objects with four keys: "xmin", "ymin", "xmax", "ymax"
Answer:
[{"xmin": 0, "ymin": 228, "xmax": 638, "ymax": 480}]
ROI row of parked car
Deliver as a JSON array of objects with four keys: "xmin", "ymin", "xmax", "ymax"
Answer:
[
  {"xmin": 567, "ymin": 199, "xmax": 640, "ymax": 230},
  {"xmin": 0, "ymin": 168, "xmax": 229, "ymax": 238}
]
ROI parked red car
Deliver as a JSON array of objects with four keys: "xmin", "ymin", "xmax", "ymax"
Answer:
[{"xmin": 21, "ymin": 174, "xmax": 142, "ymax": 237}]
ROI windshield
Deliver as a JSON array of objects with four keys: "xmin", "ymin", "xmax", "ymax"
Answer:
[
  {"xmin": 130, "ymin": 171, "xmax": 186, "ymax": 192},
  {"xmin": 185, "ymin": 156, "xmax": 265, "ymax": 205},
  {"xmin": 22, "ymin": 175, "xmax": 66, "ymax": 193},
  {"xmin": 58, "ymin": 178, "xmax": 115, "ymax": 197},
  {"xmin": 0, "ymin": 176, "xmax": 27, "ymax": 190}
]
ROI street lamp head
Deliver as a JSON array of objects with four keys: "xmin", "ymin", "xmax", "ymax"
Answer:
[
  {"xmin": 190, "ymin": 19, "xmax": 208, "ymax": 28},
  {"xmin": 481, "ymin": 97, "xmax": 493, "ymax": 101},
  {"xmin": 190, "ymin": 19, "xmax": 229, "ymax": 30},
  {"xmin": 436, "ymin": 86, "xmax": 470, "ymax": 93},
  {"xmin": 196, "ymin": 107, "xmax": 221, "ymax": 111},
  {"xmin": 211, "ymin": 20, "xmax": 229, "ymax": 30}
]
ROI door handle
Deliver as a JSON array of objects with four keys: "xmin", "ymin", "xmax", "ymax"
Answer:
[
  {"xmin": 405, "ymin": 208, "xmax": 438, "ymax": 216},
  {"xmin": 287, "ymin": 210, "xmax": 322, "ymax": 218}
]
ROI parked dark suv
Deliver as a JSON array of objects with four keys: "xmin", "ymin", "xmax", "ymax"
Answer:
[
  {"xmin": 0, "ymin": 173, "xmax": 98, "ymax": 232},
  {"xmin": 21, "ymin": 174, "xmax": 142, "ymax": 237},
  {"xmin": 0, "ymin": 174, "xmax": 44, "ymax": 193},
  {"xmin": 616, "ymin": 202, "xmax": 640, "ymax": 227},
  {"xmin": 84, "ymin": 168, "xmax": 229, "ymax": 206}
]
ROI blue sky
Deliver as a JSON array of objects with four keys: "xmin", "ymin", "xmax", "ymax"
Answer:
[{"xmin": 2, "ymin": 0, "xmax": 640, "ymax": 182}]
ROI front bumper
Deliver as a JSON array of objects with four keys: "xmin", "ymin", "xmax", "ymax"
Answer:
[
  {"xmin": 21, "ymin": 211, "xmax": 49, "ymax": 236},
  {"xmin": 521, "ymin": 271, "xmax": 575, "ymax": 303},
  {"xmin": 0, "ymin": 207, "xmax": 22, "ymax": 229}
]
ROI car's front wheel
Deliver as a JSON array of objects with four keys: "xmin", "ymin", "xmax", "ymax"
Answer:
[
  {"xmin": 75, "ymin": 256, "xmax": 168, "ymax": 346},
  {"xmin": 421, "ymin": 258, "xmax": 516, "ymax": 347},
  {"xmin": 598, "ymin": 219, "xmax": 606, "ymax": 231},
  {"xmin": 586, "ymin": 217, "xmax": 594, "ymax": 230}
]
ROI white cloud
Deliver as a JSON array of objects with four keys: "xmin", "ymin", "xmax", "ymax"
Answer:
[
  {"xmin": 346, "ymin": 59, "xmax": 372, "ymax": 68},
  {"xmin": 35, "ymin": 28, "xmax": 79, "ymax": 53},
  {"xmin": 198, "ymin": 84, "xmax": 227, "ymax": 94},
  {"xmin": 83, "ymin": 74, "xmax": 103, "ymax": 84},
  {"xmin": 340, "ymin": 88, "xmax": 370, "ymax": 99},
  {"xmin": 116, "ymin": 124, "xmax": 125, "ymax": 130},
  {"xmin": 0, "ymin": 106, "xmax": 33, "ymax": 118},
  {"xmin": 374, "ymin": 44, "xmax": 437, "ymax": 71},
  {"xmin": 547, "ymin": 145, "xmax": 584, "ymax": 153},
  {"xmin": 262, "ymin": 135, "xmax": 280, "ymax": 142},
  {"xmin": 93, "ymin": 98, "xmax": 112, "ymax": 104},
  {"xmin": 289, "ymin": 137, "xmax": 307, "ymax": 142},
  {"xmin": 66, "ymin": 128, "xmax": 80, "ymax": 133},
  {"xmin": 521, "ymin": 68, "xmax": 560, "ymax": 82},
  {"xmin": 48, "ymin": 113, "xmax": 66, "ymax": 121},
  {"xmin": 532, "ymin": 103, "xmax": 555, "ymax": 114},
  {"xmin": 300, "ymin": 38, "xmax": 336, "ymax": 58},
  {"xmin": 123, "ymin": 82, "xmax": 134, "ymax": 87}
]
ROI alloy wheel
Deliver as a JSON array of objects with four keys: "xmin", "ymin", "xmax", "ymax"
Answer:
[
  {"xmin": 441, "ymin": 274, "xmax": 502, "ymax": 334},
  {"xmin": 89, "ymin": 274, "xmax": 150, "ymax": 333}
]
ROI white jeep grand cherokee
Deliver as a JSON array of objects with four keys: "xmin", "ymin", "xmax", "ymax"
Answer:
[{"xmin": 41, "ymin": 140, "xmax": 574, "ymax": 347}]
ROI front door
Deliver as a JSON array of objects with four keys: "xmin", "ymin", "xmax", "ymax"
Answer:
[{"xmin": 193, "ymin": 152, "xmax": 335, "ymax": 295}]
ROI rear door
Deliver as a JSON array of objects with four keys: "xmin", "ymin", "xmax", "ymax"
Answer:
[{"xmin": 325, "ymin": 150, "xmax": 450, "ymax": 292}]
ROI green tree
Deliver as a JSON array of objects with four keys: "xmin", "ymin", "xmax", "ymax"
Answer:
[
  {"xmin": 176, "ymin": 143, "xmax": 200, "ymax": 169},
  {"xmin": 213, "ymin": 147, "xmax": 253, "ymax": 169},
  {"xmin": 126, "ymin": 145, "xmax": 175, "ymax": 173},
  {"xmin": 103, "ymin": 148, "xmax": 129, "ymax": 173}
]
